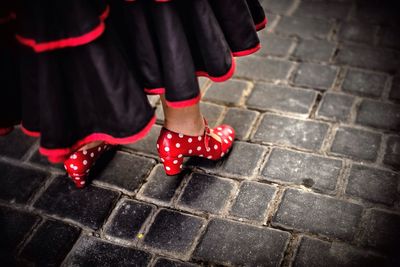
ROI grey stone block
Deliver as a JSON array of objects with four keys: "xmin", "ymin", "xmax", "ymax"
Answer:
[
  {"xmin": 252, "ymin": 114, "xmax": 329, "ymax": 150},
  {"xmin": 104, "ymin": 199, "xmax": 153, "ymax": 241},
  {"xmin": 330, "ymin": 127, "xmax": 381, "ymax": 161},
  {"xmin": 258, "ymin": 31, "xmax": 294, "ymax": 57},
  {"xmin": 342, "ymin": 69, "xmax": 387, "ymax": 97},
  {"xmin": 380, "ymin": 27, "xmax": 400, "ymax": 50},
  {"xmin": 293, "ymin": 63, "xmax": 338, "ymax": 90},
  {"xmin": 338, "ymin": 22, "xmax": 377, "ymax": 44},
  {"xmin": 221, "ymin": 108, "xmax": 258, "ymax": 140},
  {"xmin": 142, "ymin": 209, "xmax": 205, "ymax": 255},
  {"xmin": 0, "ymin": 129, "xmax": 36, "ymax": 159},
  {"xmin": 178, "ymin": 173, "xmax": 235, "ymax": 214},
  {"xmin": 199, "ymin": 102, "xmax": 225, "ymax": 128},
  {"xmin": 63, "ymin": 235, "xmax": 151, "ymax": 266},
  {"xmin": 316, "ymin": 93, "xmax": 354, "ymax": 122},
  {"xmin": 124, "ymin": 124, "xmax": 161, "ymax": 156},
  {"xmin": 229, "ymin": 181, "xmax": 276, "ymax": 221},
  {"xmin": 383, "ymin": 135, "xmax": 400, "ymax": 170},
  {"xmin": 345, "ymin": 164, "xmax": 399, "ymax": 205},
  {"xmin": 154, "ymin": 258, "xmax": 200, "ymax": 267},
  {"xmin": 246, "ymin": 83, "xmax": 317, "ymax": 115},
  {"xmin": 193, "ymin": 218, "xmax": 290, "ymax": 266},
  {"xmin": 293, "ymin": 1, "xmax": 351, "ymax": 20},
  {"xmin": 203, "ymin": 79, "xmax": 249, "ymax": 106},
  {"xmin": 275, "ymin": 16, "xmax": 333, "ymax": 39},
  {"xmin": 293, "ymin": 39, "xmax": 335, "ymax": 62},
  {"xmin": 261, "ymin": 148, "xmax": 342, "ymax": 192},
  {"xmin": 356, "ymin": 99, "xmax": 400, "ymax": 131},
  {"xmin": 389, "ymin": 75, "xmax": 400, "ymax": 101},
  {"xmin": 273, "ymin": 189, "xmax": 363, "ymax": 240}
]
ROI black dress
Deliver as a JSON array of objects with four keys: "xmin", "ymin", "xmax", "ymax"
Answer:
[{"xmin": 0, "ymin": 0, "xmax": 266, "ymax": 162}]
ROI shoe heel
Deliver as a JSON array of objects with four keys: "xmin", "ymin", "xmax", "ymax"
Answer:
[
  {"xmin": 69, "ymin": 174, "xmax": 87, "ymax": 188},
  {"xmin": 160, "ymin": 155, "xmax": 183, "ymax": 176}
]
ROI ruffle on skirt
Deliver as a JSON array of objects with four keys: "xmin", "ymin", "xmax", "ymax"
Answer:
[{"xmin": 0, "ymin": 0, "xmax": 266, "ymax": 162}]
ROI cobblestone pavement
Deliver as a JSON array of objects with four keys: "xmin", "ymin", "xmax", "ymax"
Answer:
[{"xmin": 1, "ymin": 0, "xmax": 400, "ymax": 266}]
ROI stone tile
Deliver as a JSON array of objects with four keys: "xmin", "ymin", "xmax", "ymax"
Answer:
[
  {"xmin": 142, "ymin": 209, "xmax": 204, "ymax": 256},
  {"xmin": 154, "ymin": 258, "xmax": 199, "ymax": 267},
  {"xmin": 220, "ymin": 141, "xmax": 267, "ymax": 177},
  {"xmin": 360, "ymin": 209, "xmax": 400, "ymax": 252},
  {"xmin": 342, "ymin": 69, "xmax": 387, "ymax": 97},
  {"xmin": 104, "ymin": 199, "xmax": 153, "ymax": 241},
  {"xmin": 0, "ymin": 129, "xmax": 36, "ymax": 159},
  {"xmin": 338, "ymin": 22, "xmax": 377, "ymax": 44},
  {"xmin": 335, "ymin": 44, "xmax": 400, "ymax": 72},
  {"xmin": 19, "ymin": 220, "xmax": 80, "ymax": 266},
  {"xmin": 316, "ymin": 93, "xmax": 354, "ymax": 122},
  {"xmin": 345, "ymin": 164, "xmax": 399, "ymax": 205},
  {"xmin": 383, "ymin": 135, "xmax": 400, "ymax": 170},
  {"xmin": 29, "ymin": 150, "xmax": 65, "ymax": 170},
  {"xmin": 389, "ymin": 76, "xmax": 400, "ymax": 101},
  {"xmin": 292, "ymin": 39, "xmax": 335, "ymax": 62},
  {"xmin": 96, "ymin": 151, "xmax": 155, "ymax": 193},
  {"xmin": 229, "ymin": 181, "xmax": 276, "ymax": 221},
  {"xmin": 139, "ymin": 165, "xmax": 184, "ymax": 203},
  {"xmin": 178, "ymin": 173, "xmax": 235, "ymax": 214},
  {"xmin": 293, "ymin": 1, "xmax": 351, "ymax": 20},
  {"xmin": 262, "ymin": 0, "xmax": 295, "ymax": 14},
  {"xmin": 261, "ymin": 148, "xmax": 342, "ymax": 192},
  {"xmin": 199, "ymin": 102, "xmax": 225, "ymax": 128},
  {"xmin": 0, "ymin": 162, "xmax": 48, "ymax": 204},
  {"xmin": 34, "ymin": 177, "xmax": 119, "ymax": 230},
  {"xmin": 380, "ymin": 27, "xmax": 400, "ymax": 50},
  {"xmin": 330, "ymin": 127, "xmax": 381, "ymax": 161},
  {"xmin": 294, "ymin": 236, "xmax": 386, "ymax": 267},
  {"xmin": 147, "ymin": 95, "xmax": 159, "ymax": 107},
  {"xmin": 235, "ymin": 56, "xmax": 293, "ymax": 82},
  {"xmin": 275, "ymin": 16, "xmax": 333, "ymax": 39},
  {"xmin": 247, "ymin": 83, "xmax": 317, "ymax": 115},
  {"xmin": 351, "ymin": 1, "xmax": 399, "ymax": 26},
  {"xmin": 273, "ymin": 189, "xmax": 363, "ymax": 240},
  {"xmin": 203, "ymin": 79, "xmax": 249, "ymax": 106},
  {"xmin": 193, "ymin": 218, "xmax": 290, "ymax": 266},
  {"xmin": 221, "ymin": 108, "xmax": 258, "ymax": 140},
  {"xmin": 258, "ymin": 31, "xmax": 294, "ymax": 57},
  {"xmin": 124, "ymin": 124, "xmax": 162, "ymax": 156},
  {"xmin": 252, "ymin": 114, "xmax": 329, "ymax": 150},
  {"xmin": 293, "ymin": 63, "xmax": 338, "ymax": 90},
  {"xmin": 356, "ymin": 99, "xmax": 400, "ymax": 131},
  {"xmin": 63, "ymin": 235, "xmax": 151, "ymax": 266}
]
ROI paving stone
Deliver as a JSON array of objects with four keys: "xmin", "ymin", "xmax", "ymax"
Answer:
[
  {"xmin": 356, "ymin": 99, "xmax": 400, "ymax": 131},
  {"xmin": 193, "ymin": 218, "xmax": 290, "ymax": 266},
  {"xmin": 275, "ymin": 16, "xmax": 333, "ymax": 39},
  {"xmin": 139, "ymin": 164, "xmax": 184, "ymax": 203},
  {"xmin": 316, "ymin": 93, "xmax": 354, "ymax": 122},
  {"xmin": 235, "ymin": 56, "xmax": 293, "ymax": 82},
  {"xmin": 360, "ymin": 209, "xmax": 400, "ymax": 252},
  {"xmin": 335, "ymin": 44, "xmax": 400, "ymax": 72},
  {"xmin": 293, "ymin": 236, "xmax": 386, "ymax": 267},
  {"xmin": 293, "ymin": 1, "xmax": 351, "ymax": 20},
  {"xmin": 104, "ymin": 199, "xmax": 153, "ymax": 241},
  {"xmin": 178, "ymin": 173, "xmax": 235, "ymax": 214},
  {"xmin": 247, "ymin": 83, "xmax": 316, "ymax": 115},
  {"xmin": 221, "ymin": 108, "xmax": 258, "ymax": 140},
  {"xmin": 142, "ymin": 209, "xmax": 204, "ymax": 256},
  {"xmin": 0, "ymin": 162, "xmax": 48, "ymax": 204},
  {"xmin": 125, "ymin": 124, "xmax": 162, "ymax": 156},
  {"xmin": 147, "ymin": 95, "xmax": 159, "ymax": 107},
  {"xmin": 252, "ymin": 114, "xmax": 329, "ymax": 150},
  {"xmin": 0, "ymin": 129, "xmax": 36, "ymax": 159},
  {"xmin": 34, "ymin": 177, "xmax": 119, "ymax": 230},
  {"xmin": 96, "ymin": 151, "xmax": 155, "ymax": 192},
  {"xmin": 198, "ymin": 77, "xmax": 209, "ymax": 91},
  {"xmin": 293, "ymin": 63, "xmax": 338, "ymax": 90},
  {"xmin": 261, "ymin": 0, "xmax": 295, "ymax": 14},
  {"xmin": 220, "ymin": 141, "xmax": 267, "ymax": 177},
  {"xmin": 29, "ymin": 150, "xmax": 65, "ymax": 170},
  {"xmin": 342, "ymin": 69, "xmax": 387, "ymax": 97},
  {"xmin": 345, "ymin": 164, "xmax": 399, "ymax": 205},
  {"xmin": 352, "ymin": 0, "xmax": 400, "ymax": 26},
  {"xmin": 292, "ymin": 39, "xmax": 335, "ymax": 62},
  {"xmin": 380, "ymin": 27, "xmax": 400, "ymax": 49},
  {"xmin": 19, "ymin": 220, "xmax": 80, "ymax": 266},
  {"xmin": 338, "ymin": 22, "xmax": 377, "ymax": 44},
  {"xmin": 330, "ymin": 127, "xmax": 381, "ymax": 161},
  {"xmin": 258, "ymin": 31, "xmax": 294, "ymax": 57},
  {"xmin": 383, "ymin": 135, "xmax": 400, "ymax": 170},
  {"xmin": 154, "ymin": 258, "xmax": 199, "ymax": 267},
  {"xmin": 0, "ymin": 206, "xmax": 39, "ymax": 261},
  {"xmin": 203, "ymin": 79, "xmax": 249, "ymax": 106},
  {"xmin": 63, "ymin": 235, "xmax": 151, "ymax": 266},
  {"xmin": 389, "ymin": 76, "xmax": 400, "ymax": 101},
  {"xmin": 229, "ymin": 181, "xmax": 276, "ymax": 221},
  {"xmin": 273, "ymin": 189, "xmax": 363, "ymax": 240},
  {"xmin": 261, "ymin": 148, "xmax": 342, "ymax": 192},
  {"xmin": 199, "ymin": 102, "xmax": 225, "ymax": 128}
]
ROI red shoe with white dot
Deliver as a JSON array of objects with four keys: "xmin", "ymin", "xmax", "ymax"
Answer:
[
  {"xmin": 156, "ymin": 118, "xmax": 235, "ymax": 175},
  {"xmin": 64, "ymin": 143, "xmax": 111, "ymax": 188}
]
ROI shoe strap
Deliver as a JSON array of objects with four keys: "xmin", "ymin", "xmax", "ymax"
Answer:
[{"xmin": 203, "ymin": 117, "xmax": 212, "ymax": 151}]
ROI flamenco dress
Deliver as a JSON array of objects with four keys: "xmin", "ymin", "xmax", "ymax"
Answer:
[{"xmin": 0, "ymin": 0, "xmax": 267, "ymax": 164}]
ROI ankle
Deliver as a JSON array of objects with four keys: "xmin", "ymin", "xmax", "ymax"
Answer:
[
  {"xmin": 164, "ymin": 117, "xmax": 205, "ymax": 136},
  {"xmin": 78, "ymin": 141, "xmax": 104, "ymax": 151}
]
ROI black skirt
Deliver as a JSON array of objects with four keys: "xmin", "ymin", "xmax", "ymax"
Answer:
[{"xmin": 0, "ymin": 0, "xmax": 266, "ymax": 162}]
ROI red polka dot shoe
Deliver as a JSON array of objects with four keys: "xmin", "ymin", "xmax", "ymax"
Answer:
[
  {"xmin": 156, "ymin": 117, "xmax": 235, "ymax": 175},
  {"xmin": 64, "ymin": 143, "xmax": 111, "ymax": 188}
]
